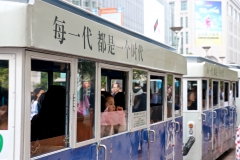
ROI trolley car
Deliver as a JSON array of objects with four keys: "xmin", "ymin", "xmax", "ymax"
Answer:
[
  {"xmin": 0, "ymin": 0, "xmax": 187, "ymax": 160},
  {"xmin": 183, "ymin": 56, "xmax": 238, "ymax": 160}
]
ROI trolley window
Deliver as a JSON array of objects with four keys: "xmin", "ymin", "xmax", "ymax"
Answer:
[
  {"xmin": 100, "ymin": 68, "xmax": 128, "ymax": 137},
  {"xmin": 209, "ymin": 79, "xmax": 212, "ymax": 109},
  {"xmin": 0, "ymin": 60, "xmax": 9, "ymax": 130},
  {"xmin": 237, "ymin": 82, "xmax": 239, "ymax": 98},
  {"xmin": 30, "ymin": 59, "xmax": 70, "ymax": 157},
  {"xmin": 150, "ymin": 75, "xmax": 164, "ymax": 124},
  {"xmin": 175, "ymin": 78, "xmax": 181, "ymax": 116},
  {"xmin": 220, "ymin": 81, "xmax": 224, "ymax": 106},
  {"xmin": 167, "ymin": 75, "xmax": 173, "ymax": 118},
  {"xmin": 224, "ymin": 82, "xmax": 229, "ymax": 102},
  {"xmin": 213, "ymin": 81, "xmax": 219, "ymax": 108},
  {"xmin": 187, "ymin": 81, "xmax": 197, "ymax": 110},
  {"xmin": 132, "ymin": 70, "xmax": 147, "ymax": 128},
  {"xmin": 202, "ymin": 80, "xmax": 207, "ymax": 110},
  {"xmin": 76, "ymin": 60, "xmax": 96, "ymax": 142},
  {"xmin": 233, "ymin": 83, "xmax": 236, "ymax": 104}
]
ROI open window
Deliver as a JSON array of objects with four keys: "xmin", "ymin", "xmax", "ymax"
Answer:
[
  {"xmin": 224, "ymin": 82, "xmax": 229, "ymax": 103},
  {"xmin": 150, "ymin": 75, "xmax": 164, "ymax": 124},
  {"xmin": 236, "ymin": 81, "xmax": 239, "ymax": 98},
  {"xmin": 220, "ymin": 81, "xmax": 224, "ymax": 107},
  {"xmin": 213, "ymin": 81, "xmax": 219, "ymax": 108},
  {"xmin": 0, "ymin": 54, "xmax": 15, "ymax": 160},
  {"xmin": 100, "ymin": 67, "xmax": 129, "ymax": 137},
  {"xmin": 30, "ymin": 59, "xmax": 70, "ymax": 157},
  {"xmin": 187, "ymin": 81, "xmax": 197, "ymax": 110}
]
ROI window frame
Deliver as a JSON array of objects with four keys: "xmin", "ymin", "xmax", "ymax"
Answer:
[
  {"xmin": 212, "ymin": 80, "xmax": 220, "ymax": 109},
  {"xmin": 183, "ymin": 78, "xmax": 201, "ymax": 112},
  {"xmin": 174, "ymin": 75, "xmax": 183, "ymax": 118},
  {"xmin": 149, "ymin": 72, "xmax": 167, "ymax": 126},
  {"xmin": 180, "ymin": 17, "xmax": 183, "ymax": 27},
  {"xmin": 74, "ymin": 59, "xmax": 98, "ymax": 148},
  {"xmin": 181, "ymin": 1, "xmax": 187, "ymax": 11},
  {"xmin": 224, "ymin": 81, "xmax": 229, "ymax": 107},
  {"xmin": 166, "ymin": 74, "xmax": 175, "ymax": 121},
  {"xmin": 201, "ymin": 78, "xmax": 209, "ymax": 111},
  {"xmin": 186, "ymin": 17, "xmax": 188, "ymax": 28},
  {"xmin": 130, "ymin": 67, "xmax": 149, "ymax": 132},
  {"xmin": 98, "ymin": 63, "xmax": 133, "ymax": 136},
  {"xmin": 0, "ymin": 54, "xmax": 15, "ymax": 160},
  {"xmin": 24, "ymin": 51, "xmax": 76, "ymax": 159}
]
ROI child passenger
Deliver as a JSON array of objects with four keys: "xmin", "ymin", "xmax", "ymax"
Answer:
[{"xmin": 100, "ymin": 92, "xmax": 126, "ymax": 138}]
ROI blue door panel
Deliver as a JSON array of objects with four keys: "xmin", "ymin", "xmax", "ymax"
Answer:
[
  {"xmin": 149, "ymin": 122, "xmax": 166, "ymax": 160},
  {"xmin": 174, "ymin": 117, "xmax": 183, "ymax": 160}
]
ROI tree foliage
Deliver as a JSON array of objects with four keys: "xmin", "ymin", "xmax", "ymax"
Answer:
[{"xmin": 0, "ymin": 67, "xmax": 8, "ymax": 90}]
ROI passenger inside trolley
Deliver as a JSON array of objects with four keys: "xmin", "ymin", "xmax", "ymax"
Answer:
[
  {"xmin": 100, "ymin": 69, "xmax": 127, "ymax": 138},
  {"xmin": 187, "ymin": 81, "xmax": 197, "ymax": 110},
  {"xmin": 30, "ymin": 59, "xmax": 70, "ymax": 157}
]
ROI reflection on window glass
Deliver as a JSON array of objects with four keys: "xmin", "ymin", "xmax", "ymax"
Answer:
[
  {"xmin": 132, "ymin": 70, "xmax": 147, "ymax": 112},
  {"xmin": 209, "ymin": 79, "xmax": 212, "ymax": 108},
  {"xmin": 53, "ymin": 72, "xmax": 66, "ymax": 86},
  {"xmin": 132, "ymin": 70, "xmax": 147, "ymax": 128},
  {"xmin": 187, "ymin": 81, "xmax": 197, "ymax": 110},
  {"xmin": 101, "ymin": 69, "xmax": 127, "ymax": 137},
  {"xmin": 0, "ymin": 60, "xmax": 9, "ymax": 130},
  {"xmin": 213, "ymin": 81, "xmax": 219, "ymax": 107},
  {"xmin": 202, "ymin": 80, "xmax": 207, "ymax": 110},
  {"xmin": 175, "ymin": 78, "xmax": 181, "ymax": 116},
  {"xmin": 150, "ymin": 76, "xmax": 164, "ymax": 124},
  {"xmin": 30, "ymin": 59, "xmax": 69, "ymax": 157},
  {"xmin": 224, "ymin": 82, "xmax": 228, "ymax": 102},
  {"xmin": 77, "ymin": 60, "xmax": 95, "ymax": 142},
  {"xmin": 167, "ymin": 75, "xmax": 173, "ymax": 118}
]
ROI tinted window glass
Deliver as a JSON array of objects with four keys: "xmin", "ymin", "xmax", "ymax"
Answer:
[{"xmin": 150, "ymin": 75, "xmax": 164, "ymax": 123}]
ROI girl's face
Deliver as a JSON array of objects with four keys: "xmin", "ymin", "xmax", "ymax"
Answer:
[
  {"xmin": 105, "ymin": 97, "xmax": 115, "ymax": 111},
  {"xmin": 189, "ymin": 93, "xmax": 195, "ymax": 102}
]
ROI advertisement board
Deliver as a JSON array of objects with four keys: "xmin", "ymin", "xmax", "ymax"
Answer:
[
  {"xmin": 144, "ymin": 0, "xmax": 165, "ymax": 43},
  {"xmin": 100, "ymin": 8, "xmax": 122, "ymax": 26},
  {"xmin": 195, "ymin": 1, "xmax": 222, "ymax": 45}
]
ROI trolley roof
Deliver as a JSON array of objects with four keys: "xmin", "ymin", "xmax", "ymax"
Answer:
[
  {"xmin": 228, "ymin": 64, "xmax": 240, "ymax": 78},
  {"xmin": 184, "ymin": 56, "xmax": 238, "ymax": 81},
  {"xmin": 0, "ymin": 0, "xmax": 187, "ymax": 75}
]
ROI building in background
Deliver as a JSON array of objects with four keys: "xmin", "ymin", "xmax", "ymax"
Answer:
[
  {"xmin": 169, "ymin": 0, "xmax": 240, "ymax": 64},
  {"xmin": 67, "ymin": 0, "xmax": 170, "ymax": 45}
]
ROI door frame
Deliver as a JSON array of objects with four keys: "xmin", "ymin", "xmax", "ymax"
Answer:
[
  {"xmin": 24, "ymin": 51, "xmax": 76, "ymax": 159},
  {"xmin": 0, "ymin": 54, "xmax": 15, "ymax": 160}
]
